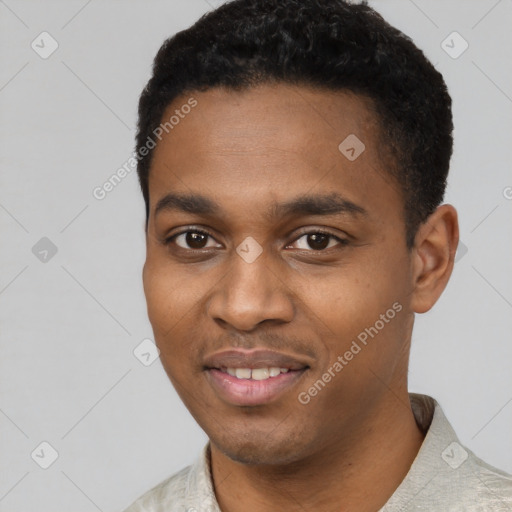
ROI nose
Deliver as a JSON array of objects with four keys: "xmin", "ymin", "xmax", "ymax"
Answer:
[{"xmin": 206, "ymin": 249, "xmax": 295, "ymax": 332}]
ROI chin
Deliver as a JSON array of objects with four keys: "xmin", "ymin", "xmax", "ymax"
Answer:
[{"xmin": 211, "ymin": 426, "xmax": 311, "ymax": 466}]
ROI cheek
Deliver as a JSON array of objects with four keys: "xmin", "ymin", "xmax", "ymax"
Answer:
[
  {"xmin": 300, "ymin": 264, "xmax": 399, "ymax": 333},
  {"xmin": 142, "ymin": 255, "xmax": 212, "ymax": 375},
  {"xmin": 143, "ymin": 255, "xmax": 199, "ymax": 332},
  {"xmin": 299, "ymin": 255, "xmax": 410, "ymax": 368}
]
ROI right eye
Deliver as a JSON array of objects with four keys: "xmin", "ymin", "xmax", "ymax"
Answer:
[{"xmin": 165, "ymin": 229, "xmax": 222, "ymax": 251}]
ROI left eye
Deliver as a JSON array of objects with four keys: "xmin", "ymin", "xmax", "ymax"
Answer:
[
  {"xmin": 288, "ymin": 232, "xmax": 347, "ymax": 251},
  {"xmin": 172, "ymin": 230, "xmax": 220, "ymax": 250}
]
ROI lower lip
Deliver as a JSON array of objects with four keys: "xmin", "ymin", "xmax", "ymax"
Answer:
[{"xmin": 205, "ymin": 368, "xmax": 307, "ymax": 406}]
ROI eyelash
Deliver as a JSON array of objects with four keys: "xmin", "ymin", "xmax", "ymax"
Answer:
[{"xmin": 163, "ymin": 227, "xmax": 349, "ymax": 252}]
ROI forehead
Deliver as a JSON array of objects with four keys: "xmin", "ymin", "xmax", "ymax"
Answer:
[
  {"xmin": 147, "ymin": 83, "xmax": 401, "ymax": 225},
  {"xmin": 161, "ymin": 84, "xmax": 379, "ymax": 153}
]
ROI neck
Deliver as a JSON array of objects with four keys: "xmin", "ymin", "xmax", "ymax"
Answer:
[{"xmin": 210, "ymin": 391, "xmax": 425, "ymax": 512}]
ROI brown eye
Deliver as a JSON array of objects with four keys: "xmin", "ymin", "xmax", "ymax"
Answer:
[
  {"xmin": 171, "ymin": 230, "xmax": 220, "ymax": 250},
  {"xmin": 186, "ymin": 232, "xmax": 208, "ymax": 249},
  {"xmin": 306, "ymin": 233, "xmax": 330, "ymax": 250},
  {"xmin": 289, "ymin": 231, "xmax": 348, "ymax": 251}
]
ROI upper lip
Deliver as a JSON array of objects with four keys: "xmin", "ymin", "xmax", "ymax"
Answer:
[{"xmin": 203, "ymin": 349, "xmax": 311, "ymax": 371}]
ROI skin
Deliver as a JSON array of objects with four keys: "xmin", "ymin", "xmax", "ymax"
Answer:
[{"xmin": 142, "ymin": 83, "xmax": 459, "ymax": 512}]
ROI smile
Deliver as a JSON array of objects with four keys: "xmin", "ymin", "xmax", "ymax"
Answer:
[
  {"xmin": 205, "ymin": 366, "xmax": 308, "ymax": 406},
  {"xmin": 203, "ymin": 348, "xmax": 311, "ymax": 406},
  {"xmin": 220, "ymin": 367, "xmax": 290, "ymax": 380}
]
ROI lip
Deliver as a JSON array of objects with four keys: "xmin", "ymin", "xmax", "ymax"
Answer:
[
  {"xmin": 203, "ymin": 349, "xmax": 310, "ymax": 406},
  {"xmin": 203, "ymin": 348, "xmax": 310, "ymax": 371}
]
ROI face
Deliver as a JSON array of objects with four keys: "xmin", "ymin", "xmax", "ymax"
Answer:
[{"xmin": 143, "ymin": 84, "xmax": 418, "ymax": 465}]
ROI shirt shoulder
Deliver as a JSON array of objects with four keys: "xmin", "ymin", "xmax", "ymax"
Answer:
[
  {"xmin": 381, "ymin": 394, "xmax": 512, "ymax": 512},
  {"xmin": 410, "ymin": 447, "xmax": 512, "ymax": 511},
  {"xmin": 121, "ymin": 444, "xmax": 220, "ymax": 512},
  {"xmin": 121, "ymin": 465, "xmax": 192, "ymax": 512},
  {"xmin": 460, "ymin": 449, "xmax": 512, "ymax": 511}
]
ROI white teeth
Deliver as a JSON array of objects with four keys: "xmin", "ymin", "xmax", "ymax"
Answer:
[
  {"xmin": 226, "ymin": 367, "xmax": 291, "ymax": 380},
  {"xmin": 269, "ymin": 367, "xmax": 281, "ymax": 377},
  {"xmin": 235, "ymin": 368, "xmax": 251, "ymax": 379},
  {"xmin": 251, "ymin": 368, "xmax": 269, "ymax": 380}
]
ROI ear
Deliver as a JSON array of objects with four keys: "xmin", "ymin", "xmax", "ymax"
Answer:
[{"xmin": 410, "ymin": 204, "xmax": 459, "ymax": 313}]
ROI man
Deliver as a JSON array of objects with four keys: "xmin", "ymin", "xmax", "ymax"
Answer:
[{"xmin": 123, "ymin": 0, "xmax": 512, "ymax": 510}]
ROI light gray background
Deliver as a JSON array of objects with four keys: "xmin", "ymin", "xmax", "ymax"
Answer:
[{"xmin": 1, "ymin": 0, "xmax": 511, "ymax": 510}]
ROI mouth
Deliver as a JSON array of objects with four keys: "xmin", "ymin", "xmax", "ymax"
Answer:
[
  {"xmin": 217, "ymin": 366, "xmax": 294, "ymax": 380},
  {"xmin": 203, "ymin": 349, "xmax": 310, "ymax": 406}
]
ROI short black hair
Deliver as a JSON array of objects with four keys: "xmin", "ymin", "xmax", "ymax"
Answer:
[{"xmin": 135, "ymin": 0, "xmax": 453, "ymax": 248}]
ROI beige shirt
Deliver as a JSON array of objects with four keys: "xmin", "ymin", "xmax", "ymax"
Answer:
[{"xmin": 123, "ymin": 394, "xmax": 512, "ymax": 511}]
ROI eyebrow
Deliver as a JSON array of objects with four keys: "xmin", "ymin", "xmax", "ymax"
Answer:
[{"xmin": 154, "ymin": 192, "xmax": 367, "ymax": 220}]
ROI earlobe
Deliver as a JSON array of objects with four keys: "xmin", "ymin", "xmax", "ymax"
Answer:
[{"xmin": 410, "ymin": 204, "xmax": 459, "ymax": 314}]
